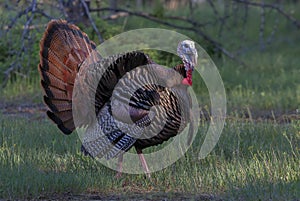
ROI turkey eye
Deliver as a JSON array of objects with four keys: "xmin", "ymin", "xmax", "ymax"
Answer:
[{"xmin": 183, "ymin": 44, "xmax": 189, "ymax": 48}]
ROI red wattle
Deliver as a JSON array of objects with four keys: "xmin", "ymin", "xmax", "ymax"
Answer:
[
  {"xmin": 182, "ymin": 69, "xmax": 193, "ymax": 86},
  {"xmin": 182, "ymin": 78, "xmax": 192, "ymax": 86}
]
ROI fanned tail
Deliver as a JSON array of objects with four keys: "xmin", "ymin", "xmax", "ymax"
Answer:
[{"xmin": 38, "ymin": 19, "xmax": 97, "ymax": 134}]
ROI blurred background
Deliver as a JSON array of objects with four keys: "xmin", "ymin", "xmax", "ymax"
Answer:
[{"xmin": 0, "ymin": 0, "xmax": 299, "ymax": 117}]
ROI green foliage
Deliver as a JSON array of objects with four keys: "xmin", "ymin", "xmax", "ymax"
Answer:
[
  {"xmin": 152, "ymin": 0, "xmax": 165, "ymax": 18},
  {"xmin": 0, "ymin": 19, "xmax": 43, "ymax": 82},
  {"xmin": 143, "ymin": 50, "xmax": 181, "ymax": 67},
  {"xmin": 0, "ymin": 41, "xmax": 10, "ymax": 77},
  {"xmin": 82, "ymin": 18, "xmax": 123, "ymax": 42}
]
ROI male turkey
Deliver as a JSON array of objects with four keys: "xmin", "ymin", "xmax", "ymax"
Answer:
[{"xmin": 38, "ymin": 19, "xmax": 198, "ymax": 177}]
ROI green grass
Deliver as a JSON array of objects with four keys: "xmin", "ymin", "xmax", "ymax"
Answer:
[
  {"xmin": 0, "ymin": 76, "xmax": 41, "ymax": 104},
  {"xmin": 0, "ymin": 115, "xmax": 299, "ymax": 200},
  {"xmin": 217, "ymin": 42, "xmax": 300, "ymax": 112}
]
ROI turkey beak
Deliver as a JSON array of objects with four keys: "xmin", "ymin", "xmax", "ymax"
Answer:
[
  {"xmin": 192, "ymin": 49, "xmax": 198, "ymax": 67},
  {"xmin": 187, "ymin": 49, "xmax": 198, "ymax": 68}
]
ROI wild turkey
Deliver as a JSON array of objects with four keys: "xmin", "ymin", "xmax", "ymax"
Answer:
[{"xmin": 38, "ymin": 19, "xmax": 198, "ymax": 177}]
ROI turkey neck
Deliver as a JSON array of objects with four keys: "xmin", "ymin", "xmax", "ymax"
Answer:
[
  {"xmin": 182, "ymin": 62, "xmax": 193, "ymax": 86},
  {"xmin": 184, "ymin": 69, "xmax": 193, "ymax": 86}
]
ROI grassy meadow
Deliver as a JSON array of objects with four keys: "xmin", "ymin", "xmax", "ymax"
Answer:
[
  {"xmin": 0, "ymin": 1, "xmax": 299, "ymax": 200},
  {"xmin": 0, "ymin": 111, "xmax": 299, "ymax": 200}
]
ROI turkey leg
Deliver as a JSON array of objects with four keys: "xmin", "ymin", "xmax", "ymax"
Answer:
[
  {"xmin": 115, "ymin": 154, "xmax": 123, "ymax": 178},
  {"xmin": 135, "ymin": 147, "xmax": 151, "ymax": 178}
]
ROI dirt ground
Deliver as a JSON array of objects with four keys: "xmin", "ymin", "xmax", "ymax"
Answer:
[
  {"xmin": 1, "ymin": 102, "xmax": 299, "ymax": 123},
  {"xmin": 36, "ymin": 192, "xmax": 222, "ymax": 201}
]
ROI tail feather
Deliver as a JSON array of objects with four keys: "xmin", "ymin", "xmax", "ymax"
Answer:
[
  {"xmin": 41, "ymin": 79, "xmax": 69, "ymax": 100},
  {"xmin": 40, "ymin": 47, "xmax": 75, "ymax": 76},
  {"xmin": 49, "ymin": 110, "xmax": 73, "ymax": 122},
  {"xmin": 39, "ymin": 57, "xmax": 68, "ymax": 81},
  {"xmin": 40, "ymin": 70, "xmax": 67, "ymax": 90},
  {"xmin": 40, "ymin": 51, "xmax": 77, "ymax": 86},
  {"xmin": 59, "ymin": 118, "xmax": 76, "ymax": 132},
  {"xmin": 39, "ymin": 19, "xmax": 96, "ymax": 134},
  {"xmin": 43, "ymin": 97, "xmax": 72, "ymax": 113}
]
